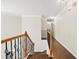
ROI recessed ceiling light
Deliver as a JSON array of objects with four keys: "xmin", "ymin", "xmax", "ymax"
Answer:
[
  {"xmin": 58, "ymin": 0, "xmax": 64, "ymax": 2},
  {"xmin": 57, "ymin": 0, "xmax": 66, "ymax": 4}
]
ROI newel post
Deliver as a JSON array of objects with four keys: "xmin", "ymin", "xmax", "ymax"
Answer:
[
  {"xmin": 24, "ymin": 31, "xmax": 28, "ymax": 58},
  {"xmin": 50, "ymin": 32, "xmax": 53, "ymax": 58},
  {"xmin": 25, "ymin": 31, "xmax": 27, "ymax": 36}
]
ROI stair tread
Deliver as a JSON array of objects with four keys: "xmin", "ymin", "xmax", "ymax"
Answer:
[{"xmin": 27, "ymin": 52, "xmax": 49, "ymax": 59}]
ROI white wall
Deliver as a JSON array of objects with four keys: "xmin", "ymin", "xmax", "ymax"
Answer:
[
  {"xmin": 22, "ymin": 16, "xmax": 49, "ymax": 54},
  {"xmin": 1, "ymin": 12, "xmax": 22, "ymax": 59},
  {"xmin": 1, "ymin": 12, "xmax": 22, "ymax": 39},
  {"xmin": 54, "ymin": 2, "xmax": 77, "ymax": 57}
]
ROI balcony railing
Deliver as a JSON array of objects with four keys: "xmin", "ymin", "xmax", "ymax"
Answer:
[{"xmin": 1, "ymin": 31, "xmax": 34, "ymax": 59}]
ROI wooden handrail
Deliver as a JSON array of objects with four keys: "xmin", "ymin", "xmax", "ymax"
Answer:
[
  {"xmin": 25, "ymin": 31, "xmax": 34, "ymax": 45},
  {"xmin": 49, "ymin": 32, "xmax": 53, "ymax": 58},
  {"xmin": 1, "ymin": 31, "xmax": 34, "ymax": 45},
  {"xmin": 1, "ymin": 34, "xmax": 25, "ymax": 44}
]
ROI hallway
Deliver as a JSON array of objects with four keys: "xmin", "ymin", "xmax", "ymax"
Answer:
[{"xmin": 1, "ymin": 0, "xmax": 77, "ymax": 59}]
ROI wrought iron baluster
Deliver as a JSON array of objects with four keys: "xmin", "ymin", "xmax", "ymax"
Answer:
[
  {"xmin": 11, "ymin": 41, "xmax": 13, "ymax": 59},
  {"xmin": 5, "ymin": 42, "xmax": 8, "ymax": 59},
  {"xmin": 20, "ymin": 36, "xmax": 22, "ymax": 59},
  {"xmin": 18, "ymin": 38, "xmax": 19, "ymax": 59},
  {"xmin": 14, "ymin": 39, "xmax": 16, "ymax": 59}
]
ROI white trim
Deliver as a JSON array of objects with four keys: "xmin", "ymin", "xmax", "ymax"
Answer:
[
  {"xmin": 1, "ymin": 10, "xmax": 22, "ymax": 16},
  {"xmin": 22, "ymin": 15, "xmax": 41, "ymax": 18}
]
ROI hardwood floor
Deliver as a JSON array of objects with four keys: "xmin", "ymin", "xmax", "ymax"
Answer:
[
  {"xmin": 27, "ymin": 36, "xmax": 76, "ymax": 59},
  {"xmin": 27, "ymin": 52, "xmax": 49, "ymax": 59},
  {"xmin": 52, "ymin": 39, "xmax": 76, "ymax": 59}
]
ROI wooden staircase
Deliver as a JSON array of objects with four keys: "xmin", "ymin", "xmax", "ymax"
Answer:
[
  {"xmin": 27, "ymin": 52, "xmax": 49, "ymax": 59},
  {"xmin": 1, "ymin": 31, "xmax": 52, "ymax": 59}
]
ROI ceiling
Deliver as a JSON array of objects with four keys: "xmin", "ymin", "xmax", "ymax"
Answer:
[{"xmin": 1, "ymin": 0, "xmax": 71, "ymax": 16}]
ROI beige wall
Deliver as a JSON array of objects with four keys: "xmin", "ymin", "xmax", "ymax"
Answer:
[{"xmin": 54, "ymin": 2, "xmax": 77, "ymax": 57}]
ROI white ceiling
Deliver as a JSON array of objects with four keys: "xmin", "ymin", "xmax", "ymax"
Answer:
[{"xmin": 1, "ymin": 0, "xmax": 71, "ymax": 16}]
